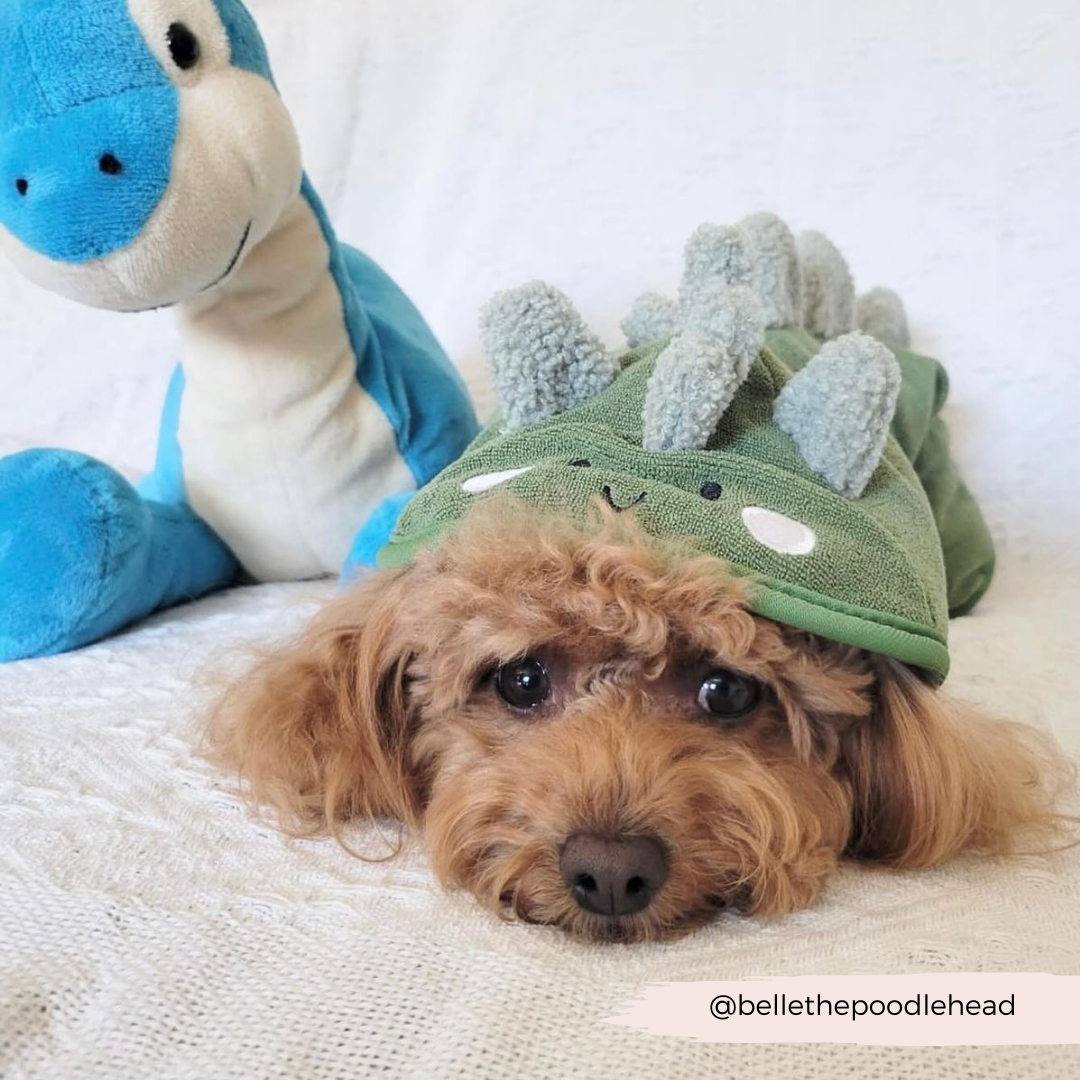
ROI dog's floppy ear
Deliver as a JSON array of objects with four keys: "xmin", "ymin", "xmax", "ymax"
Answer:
[
  {"xmin": 207, "ymin": 566, "xmax": 422, "ymax": 838},
  {"xmin": 842, "ymin": 659, "xmax": 1071, "ymax": 867}
]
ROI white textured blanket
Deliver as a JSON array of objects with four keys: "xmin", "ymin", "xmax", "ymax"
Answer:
[{"xmin": 2, "ymin": 575, "xmax": 1077, "ymax": 1079}]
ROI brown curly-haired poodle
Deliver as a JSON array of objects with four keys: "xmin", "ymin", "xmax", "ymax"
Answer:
[{"xmin": 208, "ymin": 501, "xmax": 1072, "ymax": 943}]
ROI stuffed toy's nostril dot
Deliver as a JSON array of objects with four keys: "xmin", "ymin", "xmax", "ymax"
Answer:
[
  {"xmin": 15, "ymin": 178, "xmax": 28, "ymax": 196},
  {"xmin": 99, "ymin": 154, "xmax": 123, "ymax": 176}
]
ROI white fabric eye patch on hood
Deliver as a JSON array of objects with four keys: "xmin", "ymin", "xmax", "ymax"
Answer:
[{"xmin": 462, "ymin": 466, "xmax": 534, "ymax": 493}]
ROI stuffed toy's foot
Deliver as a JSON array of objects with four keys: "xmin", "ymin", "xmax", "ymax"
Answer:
[{"xmin": 0, "ymin": 450, "xmax": 239, "ymax": 662}]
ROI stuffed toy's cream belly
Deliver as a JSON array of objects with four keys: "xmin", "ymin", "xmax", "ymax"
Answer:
[{"xmin": 176, "ymin": 197, "xmax": 415, "ymax": 581}]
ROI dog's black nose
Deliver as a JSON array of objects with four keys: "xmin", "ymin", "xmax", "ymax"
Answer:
[{"xmin": 560, "ymin": 833, "xmax": 669, "ymax": 917}]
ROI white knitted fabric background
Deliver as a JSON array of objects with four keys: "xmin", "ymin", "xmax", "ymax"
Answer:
[{"xmin": 2, "ymin": 1, "xmax": 1079, "ymax": 1077}]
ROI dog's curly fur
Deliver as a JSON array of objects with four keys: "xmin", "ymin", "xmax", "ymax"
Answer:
[{"xmin": 207, "ymin": 501, "xmax": 1074, "ymax": 942}]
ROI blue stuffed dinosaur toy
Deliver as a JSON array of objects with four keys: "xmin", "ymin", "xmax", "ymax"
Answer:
[{"xmin": 0, "ymin": 0, "xmax": 479, "ymax": 662}]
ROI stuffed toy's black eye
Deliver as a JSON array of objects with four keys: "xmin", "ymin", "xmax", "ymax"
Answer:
[
  {"xmin": 570, "ymin": 459, "xmax": 591, "ymax": 468},
  {"xmin": 700, "ymin": 481, "xmax": 723, "ymax": 501},
  {"xmin": 166, "ymin": 23, "xmax": 200, "ymax": 70},
  {"xmin": 697, "ymin": 668, "xmax": 761, "ymax": 722},
  {"xmin": 495, "ymin": 657, "xmax": 552, "ymax": 711}
]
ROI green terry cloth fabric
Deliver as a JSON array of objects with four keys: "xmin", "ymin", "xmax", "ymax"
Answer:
[{"xmin": 378, "ymin": 219, "xmax": 996, "ymax": 685}]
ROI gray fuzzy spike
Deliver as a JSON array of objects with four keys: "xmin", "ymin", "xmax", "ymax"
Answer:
[
  {"xmin": 738, "ymin": 212, "xmax": 802, "ymax": 329},
  {"xmin": 798, "ymin": 230, "xmax": 856, "ymax": 339},
  {"xmin": 683, "ymin": 284, "xmax": 766, "ymax": 372},
  {"xmin": 774, "ymin": 331, "xmax": 901, "ymax": 498},
  {"xmin": 679, "ymin": 223, "xmax": 754, "ymax": 312},
  {"xmin": 480, "ymin": 281, "xmax": 617, "ymax": 432},
  {"xmin": 642, "ymin": 332, "xmax": 749, "ymax": 452},
  {"xmin": 643, "ymin": 284, "xmax": 764, "ymax": 452},
  {"xmin": 622, "ymin": 291, "xmax": 680, "ymax": 348},
  {"xmin": 857, "ymin": 287, "xmax": 911, "ymax": 348}
]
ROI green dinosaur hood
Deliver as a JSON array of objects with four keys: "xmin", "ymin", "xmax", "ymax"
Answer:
[{"xmin": 378, "ymin": 215, "xmax": 995, "ymax": 684}]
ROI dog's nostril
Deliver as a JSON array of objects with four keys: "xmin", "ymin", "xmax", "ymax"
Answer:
[
  {"xmin": 98, "ymin": 153, "xmax": 123, "ymax": 176},
  {"xmin": 15, "ymin": 178, "xmax": 28, "ymax": 196},
  {"xmin": 560, "ymin": 833, "xmax": 669, "ymax": 917},
  {"xmin": 574, "ymin": 872, "xmax": 598, "ymax": 894}
]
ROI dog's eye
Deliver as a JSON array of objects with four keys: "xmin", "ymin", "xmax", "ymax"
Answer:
[
  {"xmin": 494, "ymin": 657, "xmax": 552, "ymax": 711},
  {"xmin": 700, "ymin": 481, "xmax": 723, "ymax": 501},
  {"xmin": 697, "ymin": 668, "xmax": 761, "ymax": 722},
  {"xmin": 570, "ymin": 459, "xmax": 591, "ymax": 468},
  {"xmin": 166, "ymin": 23, "xmax": 201, "ymax": 70}
]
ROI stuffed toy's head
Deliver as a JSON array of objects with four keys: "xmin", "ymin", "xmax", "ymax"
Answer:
[
  {"xmin": 379, "ymin": 216, "xmax": 952, "ymax": 682},
  {"xmin": 0, "ymin": 0, "xmax": 302, "ymax": 311}
]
